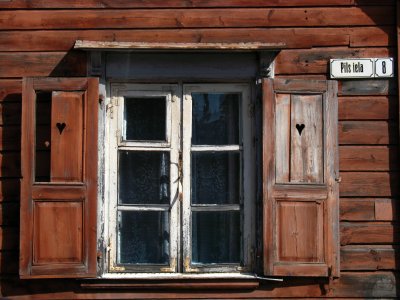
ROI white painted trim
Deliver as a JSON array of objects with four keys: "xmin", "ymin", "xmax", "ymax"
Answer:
[
  {"xmin": 106, "ymin": 83, "xmax": 180, "ymax": 273},
  {"xmin": 104, "ymin": 82, "xmax": 255, "ymax": 276},
  {"xmin": 182, "ymin": 83, "xmax": 254, "ymax": 273}
]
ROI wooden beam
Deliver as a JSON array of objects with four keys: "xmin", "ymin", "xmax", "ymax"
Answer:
[{"xmin": 74, "ymin": 40, "xmax": 286, "ymax": 51}]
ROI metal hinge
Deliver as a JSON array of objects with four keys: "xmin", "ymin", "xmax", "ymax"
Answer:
[{"xmin": 106, "ymin": 97, "xmax": 119, "ymax": 119}]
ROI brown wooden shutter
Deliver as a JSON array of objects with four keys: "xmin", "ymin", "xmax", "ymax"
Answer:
[
  {"xmin": 20, "ymin": 77, "xmax": 98, "ymax": 278},
  {"xmin": 263, "ymin": 78, "xmax": 339, "ymax": 277}
]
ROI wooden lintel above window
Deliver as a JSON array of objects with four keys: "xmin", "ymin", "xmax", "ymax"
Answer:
[{"xmin": 74, "ymin": 40, "xmax": 286, "ymax": 51}]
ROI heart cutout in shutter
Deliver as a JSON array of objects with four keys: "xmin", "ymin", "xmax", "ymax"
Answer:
[
  {"xmin": 56, "ymin": 122, "xmax": 66, "ymax": 134},
  {"xmin": 296, "ymin": 124, "xmax": 305, "ymax": 136}
]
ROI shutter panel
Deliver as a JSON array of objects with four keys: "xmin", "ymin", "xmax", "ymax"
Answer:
[
  {"xmin": 263, "ymin": 78, "xmax": 339, "ymax": 277},
  {"xmin": 20, "ymin": 78, "xmax": 98, "ymax": 278}
]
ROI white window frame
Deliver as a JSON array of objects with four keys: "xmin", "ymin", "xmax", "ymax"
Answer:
[
  {"xmin": 103, "ymin": 82, "xmax": 255, "ymax": 278},
  {"xmin": 106, "ymin": 83, "xmax": 180, "ymax": 274},
  {"xmin": 182, "ymin": 84, "xmax": 255, "ymax": 273}
]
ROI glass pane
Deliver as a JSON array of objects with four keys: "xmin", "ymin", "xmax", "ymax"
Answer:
[
  {"xmin": 192, "ymin": 93, "xmax": 240, "ymax": 145},
  {"xmin": 119, "ymin": 151, "xmax": 170, "ymax": 205},
  {"xmin": 118, "ymin": 211, "xmax": 169, "ymax": 264},
  {"xmin": 124, "ymin": 97, "xmax": 166, "ymax": 141},
  {"xmin": 191, "ymin": 152, "xmax": 240, "ymax": 205},
  {"xmin": 192, "ymin": 211, "xmax": 240, "ymax": 264}
]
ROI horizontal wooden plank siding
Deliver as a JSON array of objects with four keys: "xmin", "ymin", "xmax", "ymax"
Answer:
[
  {"xmin": 2, "ymin": 0, "xmax": 388, "ymax": 9},
  {"xmin": 339, "ymin": 96, "xmax": 398, "ymax": 120},
  {"xmin": 340, "ymin": 172, "xmax": 399, "ymax": 197},
  {"xmin": 339, "ymin": 146, "xmax": 399, "ymax": 171},
  {"xmin": 340, "ymin": 198, "xmax": 398, "ymax": 221},
  {"xmin": 0, "ymin": 28, "xmax": 352, "ymax": 51},
  {"xmin": 0, "ymin": 1, "xmax": 398, "ymax": 299},
  {"xmin": 0, "ymin": 52, "xmax": 86, "ymax": 78},
  {"xmin": 341, "ymin": 222, "xmax": 400, "ymax": 245},
  {"xmin": 339, "ymin": 121, "xmax": 398, "ymax": 145},
  {"xmin": 341, "ymin": 245, "xmax": 400, "ymax": 270},
  {"xmin": 0, "ymin": 7, "xmax": 393, "ymax": 30}
]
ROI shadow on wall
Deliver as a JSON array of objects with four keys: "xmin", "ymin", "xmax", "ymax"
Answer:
[{"xmin": 0, "ymin": 54, "xmax": 87, "ymax": 295}]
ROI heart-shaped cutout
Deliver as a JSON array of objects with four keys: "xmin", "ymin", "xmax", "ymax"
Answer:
[
  {"xmin": 296, "ymin": 123, "xmax": 305, "ymax": 136},
  {"xmin": 56, "ymin": 122, "xmax": 66, "ymax": 134}
]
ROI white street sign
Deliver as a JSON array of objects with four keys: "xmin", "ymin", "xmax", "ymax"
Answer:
[
  {"xmin": 330, "ymin": 59, "xmax": 374, "ymax": 79},
  {"xmin": 330, "ymin": 58, "xmax": 394, "ymax": 79}
]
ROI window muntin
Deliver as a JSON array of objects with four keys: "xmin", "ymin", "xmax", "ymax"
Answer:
[
  {"xmin": 182, "ymin": 84, "xmax": 253, "ymax": 273},
  {"xmin": 107, "ymin": 83, "xmax": 254, "ymax": 275},
  {"xmin": 108, "ymin": 84, "xmax": 179, "ymax": 273}
]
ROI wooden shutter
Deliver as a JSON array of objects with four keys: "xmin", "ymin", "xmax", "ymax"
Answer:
[
  {"xmin": 20, "ymin": 78, "xmax": 98, "ymax": 278},
  {"xmin": 263, "ymin": 78, "xmax": 339, "ymax": 277}
]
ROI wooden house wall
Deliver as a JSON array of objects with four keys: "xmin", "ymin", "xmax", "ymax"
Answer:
[{"xmin": 0, "ymin": 0, "xmax": 398, "ymax": 298}]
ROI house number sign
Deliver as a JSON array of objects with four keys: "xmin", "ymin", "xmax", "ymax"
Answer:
[{"xmin": 330, "ymin": 58, "xmax": 394, "ymax": 79}]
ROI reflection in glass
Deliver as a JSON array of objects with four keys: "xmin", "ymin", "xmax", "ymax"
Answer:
[
  {"xmin": 118, "ymin": 211, "xmax": 169, "ymax": 264},
  {"xmin": 118, "ymin": 151, "xmax": 170, "ymax": 205},
  {"xmin": 124, "ymin": 97, "xmax": 166, "ymax": 141},
  {"xmin": 191, "ymin": 152, "xmax": 240, "ymax": 205},
  {"xmin": 192, "ymin": 211, "xmax": 240, "ymax": 264},
  {"xmin": 192, "ymin": 93, "xmax": 240, "ymax": 145}
]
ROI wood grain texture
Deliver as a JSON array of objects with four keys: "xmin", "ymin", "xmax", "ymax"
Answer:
[
  {"xmin": 0, "ymin": 28, "xmax": 351, "ymax": 52},
  {"xmin": 339, "ymin": 121, "xmax": 398, "ymax": 145},
  {"xmin": 290, "ymin": 94, "xmax": 323, "ymax": 183},
  {"xmin": 50, "ymin": 91, "xmax": 84, "ymax": 182},
  {"xmin": 341, "ymin": 222, "xmax": 400, "ymax": 245},
  {"xmin": 275, "ymin": 93, "xmax": 290, "ymax": 183},
  {"xmin": 0, "ymin": 0, "xmax": 365, "ymax": 9},
  {"xmin": 0, "ymin": 52, "xmax": 86, "ymax": 78},
  {"xmin": 350, "ymin": 26, "xmax": 396, "ymax": 47},
  {"xmin": 341, "ymin": 245, "xmax": 399, "ymax": 270},
  {"xmin": 340, "ymin": 198, "xmax": 399, "ymax": 221},
  {"xmin": 339, "ymin": 79, "xmax": 398, "ymax": 96},
  {"xmin": 339, "ymin": 146, "xmax": 399, "ymax": 171},
  {"xmin": 263, "ymin": 79, "xmax": 339, "ymax": 277},
  {"xmin": 0, "ymin": 7, "xmax": 393, "ymax": 30},
  {"xmin": 20, "ymin": 77, "xmax": 98, "ymax": 279},
  {"xmin": 340, "ymin": 172, "xmax": 399, "ymax": 197},
  {"xmin": 339, "ymin": 96, "xmax": 398, "ymax": 120}
]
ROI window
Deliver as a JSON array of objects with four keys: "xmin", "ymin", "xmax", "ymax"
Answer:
[
  {"xmin": 20, "ymin": 76, "xmax": 339, "ymax": 279},
  {"xmin": 105, "ymin": 83, "xmax": 255, "ymax": 275}
]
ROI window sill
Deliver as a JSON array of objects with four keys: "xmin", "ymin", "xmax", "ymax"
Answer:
[{"xmin": 80, "ymin": 274, "xmax": 282, "ymax": 290}]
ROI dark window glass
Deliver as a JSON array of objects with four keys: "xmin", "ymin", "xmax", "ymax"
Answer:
[
  {"xmin": 124, "ymin": 97, "xmax": 166, "ymax": 141},
  {"xmin": 191, "ymin": 152, "xmax": 240, "ymax": 205},
  {"xmin": 118, "ymin": 151, "xmax": 170, "ymax": 205},
  {"xmin": 192, "ymin": 93, "xmax": 239, "ymax": 145},
  {"xmin": 118, "ymin": 211, "xmax": 169, "ymax": 264},
  {"xmin": 192, "ymin": 211, "xmax": 241, "ymax": 264}
]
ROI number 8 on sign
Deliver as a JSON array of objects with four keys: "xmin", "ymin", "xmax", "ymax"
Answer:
[{"xmin": 375, "ymin": 58, "xmax": 394, "ymax": 78}]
